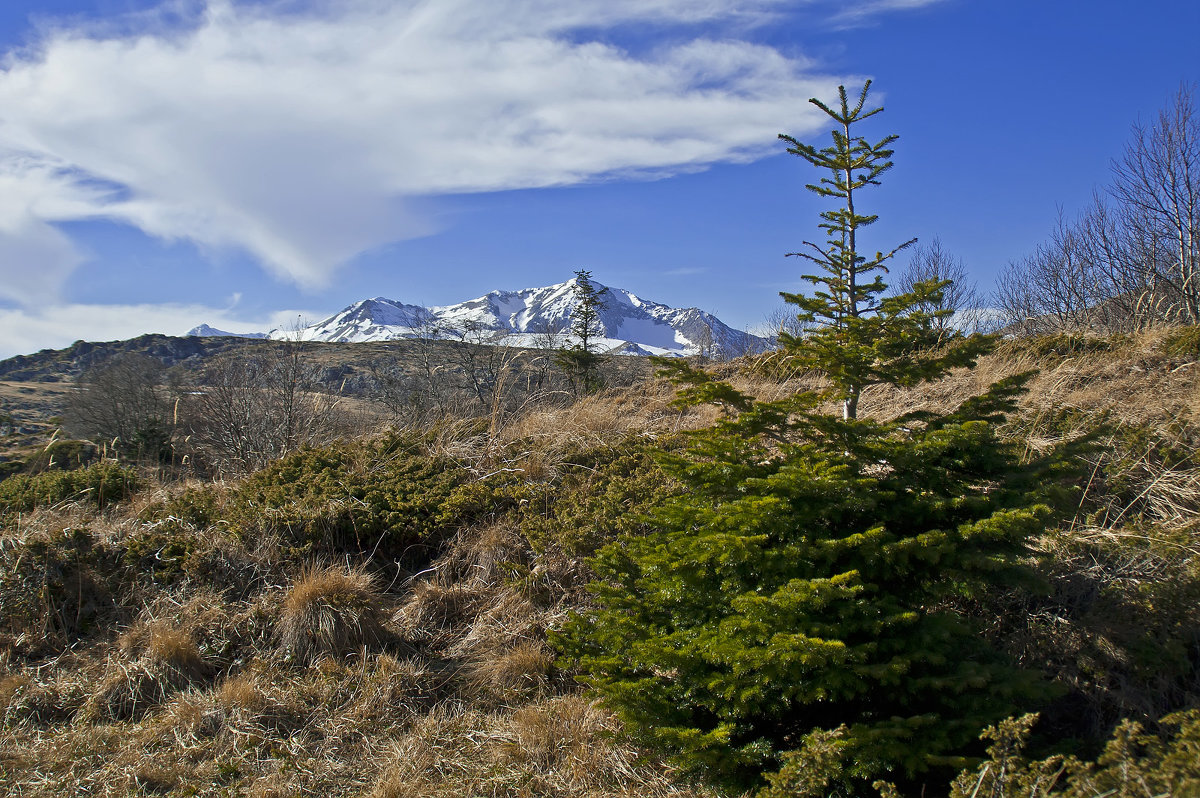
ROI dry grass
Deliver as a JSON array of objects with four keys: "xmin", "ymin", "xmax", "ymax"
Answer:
[
  {"xmin": 368, "ymin": 696, "xmax": 720, "ymax": 798},
  {"xmin": 77, "ymin": 620, "xmax": 210, "ymax": 723},
  {"xmin": 278, "ymin": 565, "xmax": 387, "ymax": 663},
  {"xmin": 392, "ymin": 581, "xmax": 480, "ymax": 643}
]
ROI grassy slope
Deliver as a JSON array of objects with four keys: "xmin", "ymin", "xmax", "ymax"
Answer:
[{"xmin": 2, "ymin": 331, "xmax": 1199, "ymax": 797}]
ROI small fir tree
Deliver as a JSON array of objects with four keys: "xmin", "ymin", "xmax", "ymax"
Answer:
[
  {"xmin": 557, "ymin": 83, "xmax": 1079, "ymax": 794},
  {"xmin": 777, "ymin": 81, "xmax": 983, "ymax": 418},
  {"xmin": 556, "ymin": 269, "xmax": 609, "ymax": 395}
]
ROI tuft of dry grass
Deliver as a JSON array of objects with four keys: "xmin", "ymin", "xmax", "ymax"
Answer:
[
  {"xmin": 78, "ymin": 620, "xmax": 210, "ymax": 723},
  {"xmin": 392, "ymin": 581, "xmax": 479, "ymax": 643},
  {"xmin": 278, "ymin": 565, "xmax": 387, "ymax": 663},
  {"xmin": 461, "ymin": 639, "xmax": 555, "ymax": 703},
  {"xmin": 0, "ymin": 673, "xmax": 30, "ymax": 717},
  {"xmin": 368, "ymin": 696, "xmax": 720, "ymax": 798}
]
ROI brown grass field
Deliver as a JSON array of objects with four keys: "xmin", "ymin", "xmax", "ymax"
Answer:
[{"xmin": 2, "ymin": 330, "xmax": 1199, "ymax": 796}]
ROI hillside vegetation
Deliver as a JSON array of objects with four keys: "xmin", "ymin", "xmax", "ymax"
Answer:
[{"xmin": 2, "ymin": 329, "xmax": 1200, "ymax": 797}]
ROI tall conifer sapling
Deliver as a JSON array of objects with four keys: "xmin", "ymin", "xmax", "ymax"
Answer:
[{"xmin": 557, "ymin": 82, "xmax": 1078, "ymax": 795}]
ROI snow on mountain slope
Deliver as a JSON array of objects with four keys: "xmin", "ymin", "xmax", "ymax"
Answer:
[
  {"xmin": 211, "ymin": 279, "xmax": 768, "ymax": 357},
  {"xmin": 186, "ymin": 324, "xmax": 268, "ymax": 339},
  {"xmin": 285, "ymin": 298, "xmax": 433, "ymax": 343}
]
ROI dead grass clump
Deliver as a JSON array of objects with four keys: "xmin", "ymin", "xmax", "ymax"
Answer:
[
  {"xmin": 2, "ymin": 669, "xmax": 92, "ymax": 725},
  {"xmin": 215, "ymin": 672, "xmax": 267, "ymax": 715},
  {"xmin": 368, "ymin": 697, "xmax": 718, "ymax": 798},
  {"xmin": 278, "ymin": 565, "xmax": 386, "ymax": 663},
  {"xmin": 437, "ymin": 521, "xmax": 530, "ymax": 587},
  {"xmin": 393, "ymin": 582, "xmax": 479, "ymax": 643},
  {"xmin": 462, "ymin": 639, "xmax": 555, "ymax": 702},
  {"xmin": 495, "ymin": 382, "xmax": 689, "ymax": 480},
  {"xmin": 79, "ymin": 621, "xmax": 210, "ymax": 723},
  {"xmin": 348, "ymin": 653, "xmax": 441, "ymax": 725},
  {"xmin": 504, "ymin": 695, "xmax": 603, "ymax": 771},
  {"xmin": 0, "ymin": 673, "xmax": 30, "ymax": 716},
  {"xmin": 123, "ymin": 621, "xmax": 207, "ymax": 675},
  {"xmin": 446, "ymin": 588, "xmax": 540, "ymax": 655}
]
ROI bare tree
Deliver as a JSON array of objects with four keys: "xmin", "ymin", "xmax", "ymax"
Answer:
[
  {"xmin": 444, "ymin": 320, "xmax": 522, "ymax": 414},
  {"xmin": 996, "ymin": 211, "xmax": 1113, "ymax": 334},
  {"xmin": 65, "ymin": 353, "xmax": 176, "ymax": 462},
  {"xmin": 1110, "ymin": 83, "xmax": 1200, "ymax": 323},
  {"xmin": 763, "ymin": 303, "xmax": 812, "ymax": 342},
  {"xmin": 891, "ymin": 238, "xmax": 986, "ymax": 333},
  {"xmin": 997, "ymin": 86, "xmax": 1199, "ymax": 335},
  {"xmin": 526, "ymin": 318, "xmax": 568, "ymax": 398}
]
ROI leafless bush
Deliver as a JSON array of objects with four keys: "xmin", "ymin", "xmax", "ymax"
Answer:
[
  {"xmin": 892, "ymin": 237, "xmax": 990, "ymax": 333},
  {"xmin": 1111, "ymin": 83, "xmax": 1200, "ymax": 324},
  {"xmin": 64, "ymin": 353, "xmax": 176, "ymax": 462},
  {"xmin": 996, "ymin": 210, "xmax": 1110, "ymax": 334},
  {"xmin": 180, "ymin": 340, "xmax": 346, "ymax": 475}
]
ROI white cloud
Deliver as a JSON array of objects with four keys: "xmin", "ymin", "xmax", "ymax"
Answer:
[
  {"xmin": 827, "ymin": 0, "xmax": 951, "ymax": 26},
  {"xmin": 0, "ymin": 301, "xmax": 317, "ymax": 359},
  {"xmin": 0, "ymin": 0, "xmax": 853, "ymax": 300}
]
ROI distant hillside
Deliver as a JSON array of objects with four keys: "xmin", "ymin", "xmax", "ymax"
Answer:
[{"xmin": 0, "ymin": 334, "xmax": 260, "ymax": 382}]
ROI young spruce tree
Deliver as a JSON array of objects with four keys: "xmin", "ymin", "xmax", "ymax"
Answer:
[{"xmin": 557, "ymin": 83, "xmax": 1075, "ymax": 794}]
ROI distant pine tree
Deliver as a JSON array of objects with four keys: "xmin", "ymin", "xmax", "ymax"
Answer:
[
  {"xmin": 556, "ymin": 270, "xmax": 609, "ymax": 395},
  {"xmin": 557, "ymin": 82, "xmax": 1082, "ymax": 795}
]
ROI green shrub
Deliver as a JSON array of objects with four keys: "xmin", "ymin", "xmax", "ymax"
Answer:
[
  {"xmin": 232, "ymin": 436, "xmax": 464, "ymax": 557},
  {"xmin": 21, "ymin": 439, "xmax": 100, "ymax": 473},
  {"xmin": 1159, "ymin": 324, "xmax": 1200, "ymax": 358},
  {"xmin": 1016, "ymin": 333, "xmax": 1128, "ymax": 359},
  {"xmin": 124, "ymin": 521, "xmax": 199, "ymax": 583},
  {"xmin": 0, "ymin": 461, "xmax": 139, "ymax": 513},
  {"xmin": 518, "ymin": 436, "xmax": 683, "ymax": 557},
  {"xmin": 0, "ymin": 527, "xmax": 123, "ymax": 649},
  {"xmin": 944, "ymin": 711, "xmax": 1200, "ymax": 798},
  {"xmin": 138, "ymin": 486, "xmax": 224, "ymax": 531}
]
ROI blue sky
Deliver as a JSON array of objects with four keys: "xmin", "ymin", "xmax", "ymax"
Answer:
[{"xmin": 0, "ymin": 0, "xmax": 1197, "ymax": 357}]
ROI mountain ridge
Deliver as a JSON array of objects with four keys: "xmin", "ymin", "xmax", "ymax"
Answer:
[{"xmin": 189, "ymin": 279, "xmax": 771, "ymax": 358}]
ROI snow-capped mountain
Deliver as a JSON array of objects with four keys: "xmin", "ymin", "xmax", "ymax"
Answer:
[
  {"xmin": 185, "ymin": 324, "xmax": 268, "ymax": 339},
  {"xmin": 193, "ymin": 279, "xmax": 770, "ymax": 358}
]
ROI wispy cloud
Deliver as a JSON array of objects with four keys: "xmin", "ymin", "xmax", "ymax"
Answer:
[
  {"xmin": 826, "ymin": 0, "xmax": 952, "ymax": 27},
  {"xmin": 663, "ymin": 266, "xmax": 709, "ymax": 277},
  {"xmin": 0, "ymin": 0, "xmax": 939, "ymax": 305}
]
